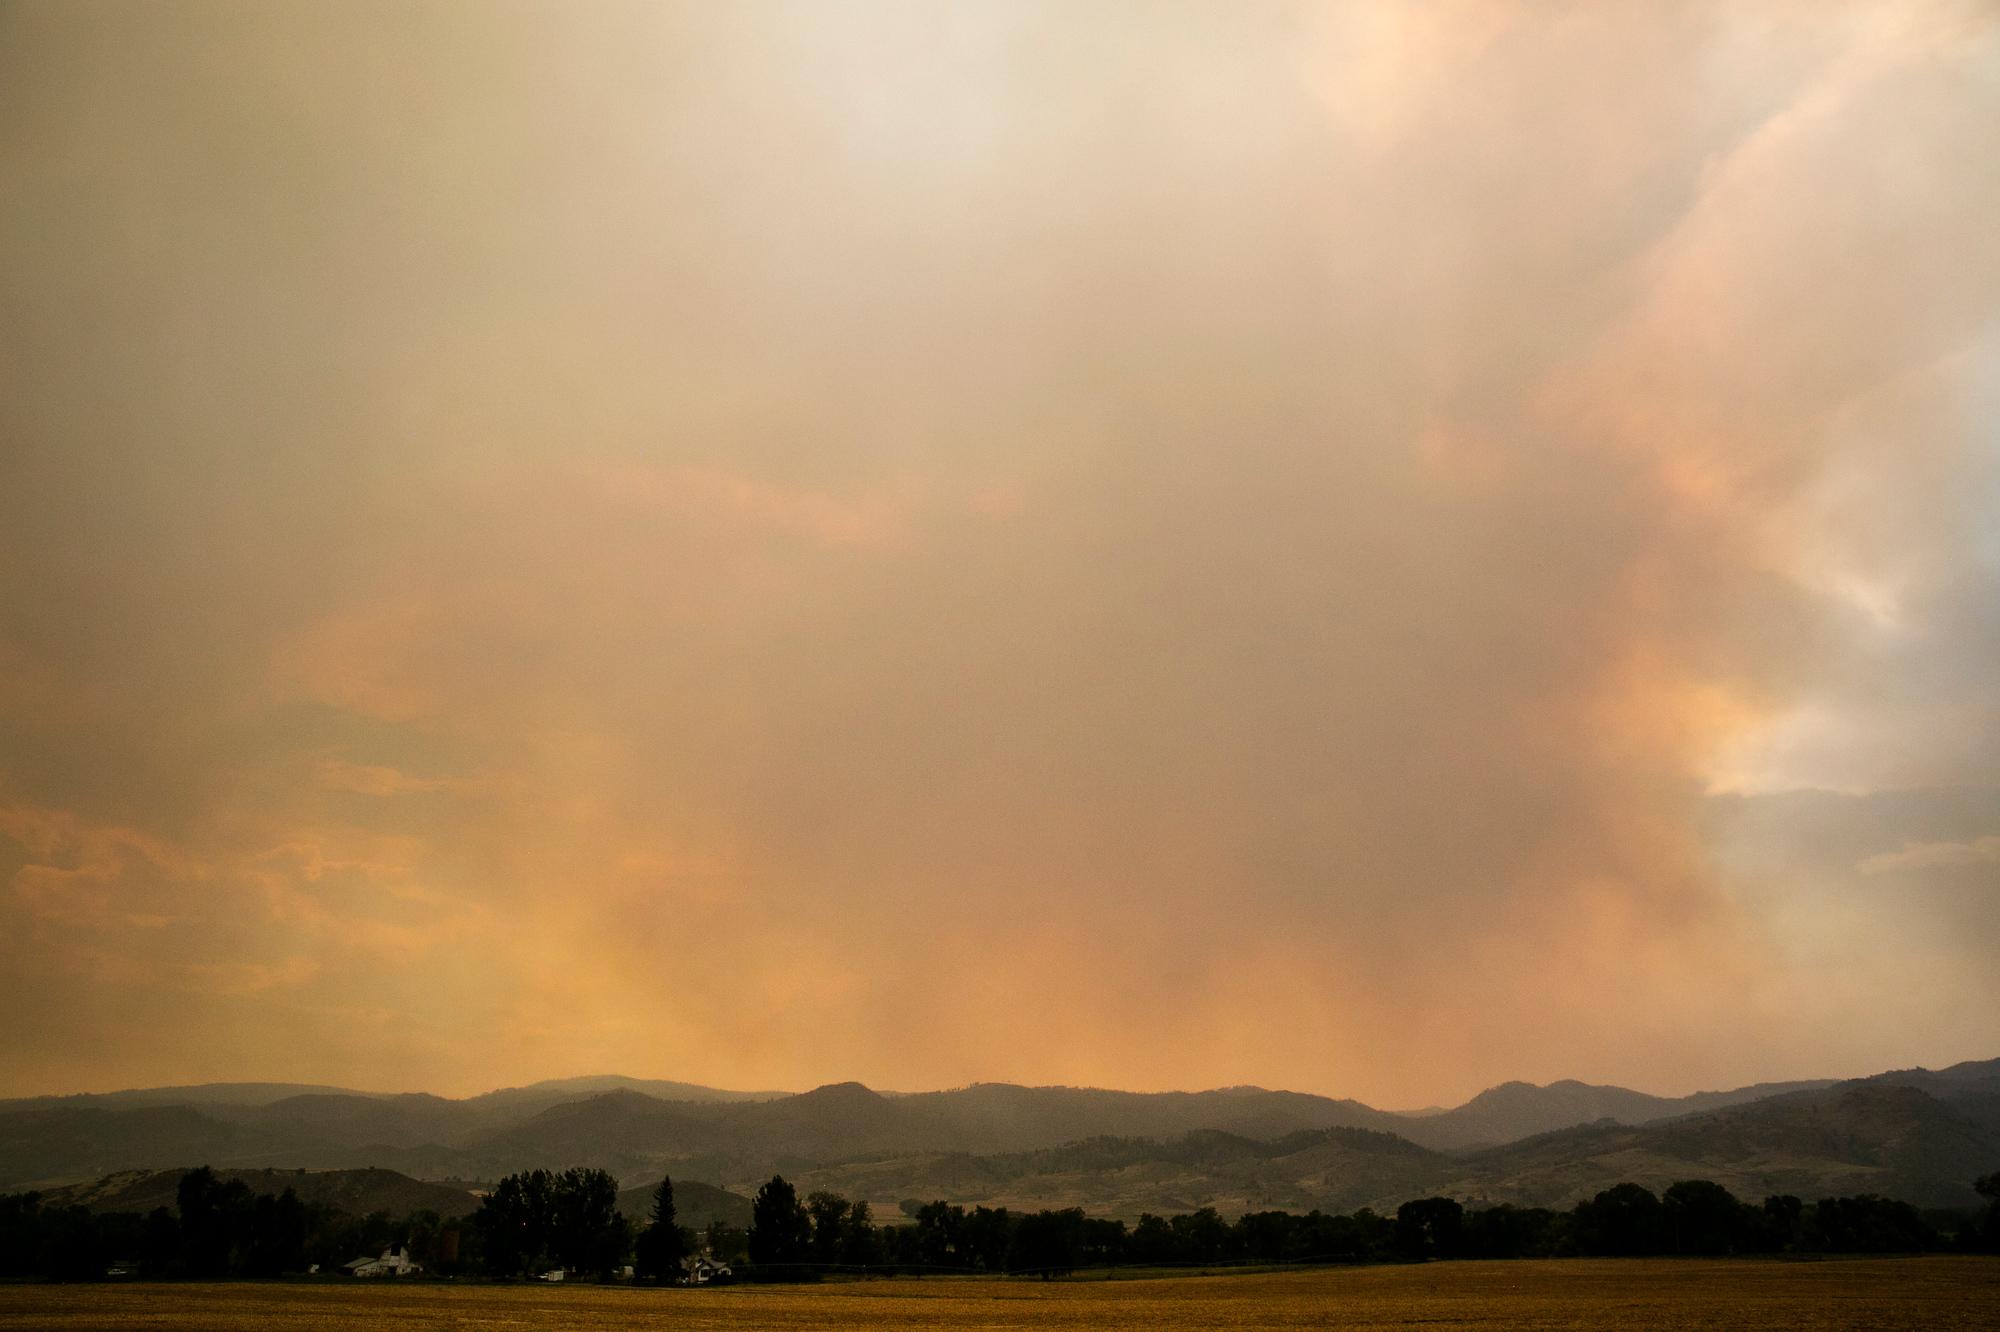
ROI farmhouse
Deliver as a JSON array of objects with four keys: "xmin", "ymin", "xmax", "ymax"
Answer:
[
  {"xmin": 682, "ymin": 1254, "xmax": 735, "ymax": 1284},
  {"xmin": 343, "ymin": 1245, "xmax": 420, "ymax": 1277}
]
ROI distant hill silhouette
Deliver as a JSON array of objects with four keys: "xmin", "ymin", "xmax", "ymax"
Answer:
[
  {"xmin": 0, "ymin": 1082, "xmax": 377, "ymax": 1113},
  {"xmin": 773, "ymin": 1077, "xmax": 2000, "ymax": 1218},
  {"xmin": 4, "ymin": 1058, "xmax": 1993, "ymax": 1217},
  {"xmin": 1400, "ymin": 1075, "xmax": 1841, "ymax": 1149},
  {"xmin": 460, "ymin": 1074, "xmax": 791, "ymax": 1119}
]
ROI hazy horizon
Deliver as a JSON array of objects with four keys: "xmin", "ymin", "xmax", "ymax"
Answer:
[
  {"xmin": 3, "ymin": 1, "xmax": 1997, "ymax": 1108},
  {"xmin": 0, "ymin": 1053, "xmax": 1929, "ymax": 1108}
]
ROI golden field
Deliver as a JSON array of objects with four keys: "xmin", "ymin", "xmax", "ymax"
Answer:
[{"xmin": 1, "ymin": 1258, "xmax": 1995, "ymax": 1330}]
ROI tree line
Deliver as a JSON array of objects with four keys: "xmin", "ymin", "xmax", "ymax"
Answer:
[
  {"xmin": 0, "ymin": 1167, "xmax": 470, "ymax": 1281},
  {"xmin": 736, "ymin": 1172, "xmax": 2000, "ymax": 1278},
  {"xmin": 2, "ymin": 1166, "xmax": 1995, "ymax": 1282}
]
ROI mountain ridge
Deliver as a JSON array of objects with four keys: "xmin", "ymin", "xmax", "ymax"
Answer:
[{"xmin": 3, "ymin": 1059, "xmax": 1992, "ymax": 1211}]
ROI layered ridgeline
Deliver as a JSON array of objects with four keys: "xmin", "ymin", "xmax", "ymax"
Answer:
[{"xmin": 5, "ymin": 1061, "xmax": 1996, "ymax": 1219}]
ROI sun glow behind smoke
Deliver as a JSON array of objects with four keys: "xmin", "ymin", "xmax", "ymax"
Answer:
[{"xmin": 0, "ymin": 1, "xmax": 1996, "ymax": 1104}]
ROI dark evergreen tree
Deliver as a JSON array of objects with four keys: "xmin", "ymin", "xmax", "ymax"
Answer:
[{"xmin": 635, "ymin": 1176, "xmax": 689, "ymax": 1280}]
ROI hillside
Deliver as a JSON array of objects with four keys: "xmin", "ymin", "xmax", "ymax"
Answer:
[
  {"xmin": 39, "ymin": 1166, "xmax": 480, "ymax": 1218},
  {"xmin": 612, "ymin": 1178, "xmax": 754, "ymax": 1231},
  {"xmin": 1395, "ymin": 1077, "xmax": 1840, "ymax": 1150},
  {"xmin": 726, "ymin": 1083, "xmax": 2000, "ymax": 1219},
  {"xmin": 1431, "ymin": 1081, "xmax": 2000, "ymax": 1210},
  {"xmin": 781, "ymin": 1126, "xmax": 1450, "ymax": 1222},
  {"xmin": 210, "ymin": 1093, "xmax": 484, "ymax": 1149},
  {"xmin": 3, "ymin": 1060, "xmax": 1993, "ymax": 1215},
  {"xmin": 0, "ymin": 1105, "xmax": 285, "ymax": 1190}
]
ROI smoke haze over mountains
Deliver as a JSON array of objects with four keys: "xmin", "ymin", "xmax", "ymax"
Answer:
[{"xmin": 1, "ymin": 1, "xmax": 1997, "ymax": 1105}]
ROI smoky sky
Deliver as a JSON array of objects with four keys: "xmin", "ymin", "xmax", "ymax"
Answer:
[{"xmin": 2, "ymin": 0, "xmax": 1997, "ymax": 1104}]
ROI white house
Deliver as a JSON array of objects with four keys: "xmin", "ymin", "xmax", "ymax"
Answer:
[
  {"xmin": 681, "ymin": 1255, "xmax": 735, "ymax": 1285},
  {"xmin": 343, "ymin": 1246, "xmax": 420, "ymax": 1277}
]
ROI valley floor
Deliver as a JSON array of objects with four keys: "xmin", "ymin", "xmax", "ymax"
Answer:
[{"xmin": 0, "ymin": 1257, "xmax": 1995, "ymax": 1330}]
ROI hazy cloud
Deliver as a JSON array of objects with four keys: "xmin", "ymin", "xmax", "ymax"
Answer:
[
  {"xmin": 1857, "ymin": 837, "xmax": 2000, "ymax": 877},
  {"xmin": 1, "ymin": 0, "xmax": 1996, "ymax": 1101}
]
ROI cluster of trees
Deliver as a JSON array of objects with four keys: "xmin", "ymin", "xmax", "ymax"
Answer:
[
  {"xmin": 0, "ymin": 1166, "xmax": 715, "ymax": 1285},
  {"xmin": 471, "ymin": 1168, "xmax": 629, "ymax": 1278},
  {"xmin": 741, "ymin": 1175, "xmax": 1115, "ymax": 1276},
  {"xmin": 0, "ymin": 1168, "xmax": 473, "ymax": 1281},
  {"xmin": 738, "ymin": 1173, "xmax": 2000, "ymax": 1279},
  {"xmin": 1385, "ymin": 1182, "xmax": 1952, "ymax": 1262},
  {"xmin": 4, "ymin": 1165, "xmax": 1996, "ymax": 1282}
]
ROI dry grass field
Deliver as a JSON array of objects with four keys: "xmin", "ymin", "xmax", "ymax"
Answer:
[{"xmin": 1, "ymin": 1258, "xmax": 1994, "ymax": 1330}]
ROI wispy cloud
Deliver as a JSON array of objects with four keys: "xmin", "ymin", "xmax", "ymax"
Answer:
[{"xmin": 1858, "ymin": 837, "xmax": 2000, "ymax": 877}]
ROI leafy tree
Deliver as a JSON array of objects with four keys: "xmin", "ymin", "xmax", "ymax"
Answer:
[
  {"xmin": 141, "ymin": 1206, "xmax": 180, "ymax": 1276},
  {"xmin": 1662, "ymin": 1180, "xmax": 1750, "ymax": 1255},
  {"xmin": 1976, "ymin": 1173, "xmax": 2000, "ymax": 1252},
  {"xmin": 475, "ymin": 1169, "xmax": 555, "ymax": 1275},
  {"xmin": 1009, "ymin": 1208, "xmax": 1089, "ymax": 1277},
  {"xmin": 747, "ymin": 1176, "xmax": 811, "ymax": 1270},
  {"xmin": 806, "ymin": 1190, "xmax": 850, "ymax": 1265},
  {"xmin": 961, "ymin": 1205, "xmax": 1013, "ymax": 1272},
  {"xmin": 1808, "ymin": 1195, "xmax": 1937, "ymax": 1253},
  {"xmin": 1760, "ymin": 1195, "xmax": 1804, "ymax": 1252},
  {"xmin": 1349, "ymin": 1208, "xmax": 1397, "ymax": 1260},
  {"xmin": 839, "ymin": 1200, "xmax": 881, "ymax": 1266},
  {"xmin": 1462, "ymin": 1204, "xmax": 1559, "ymax": 1259},
  {"xmin": 1169, "ymin": 1207, "xmax": 1235, "ymax": 1265},
  {"xmin": 177, "ymin": 1167, "xmax": 255, "ymax": 1276},
  {"xmin": 1238, "ymin": 1210, "xmax": 1295, "ymax": 1262},
  {"xmin": 1572, "ymin": 1183, "xmax": 1664, "ymax": 1256},
  {"xmin": 0, "ymin": 1193, "xmax": 44, "ymax": 1278},
  {"xmin": 46, "ymin": 1208, "xmax": 105, "ymax": 1281},
  {"xmin": 1395, "ymin": 1197, "xmax": 1464, "ymax": 1260},
  {"xmin": 242, "ymin": 1187, "xmax": 308, "ymax": 1275},
  {"xmin": 550, "ymin": 1168, "xmax": 626, "ymax": 1276},
  {"xmin": 1080, "ymin": 1215, "xmax": 1128, "ymax": 1267},
  {"xmin": 404, "ymin": 1209, "xmax": 467, "ymax": 1275},
  {"xmin": 910, "ymin": 1200, "xmax": 965, "ymax": 1268},
  {"xmin": 1130, "ymin": 1212, "xmax": 1177, "ymax": 1264},
  {"xmin": 705, "ymin": 1219, "xmax": 748, "ymax": 1265},
  {"xmin": 1289, "ymin": 1208, "xmax": 1385, "ymax": 1262},
  {"xmin": 475, "ymin": 1167, "xmax": 626, "ymax": 1278}
]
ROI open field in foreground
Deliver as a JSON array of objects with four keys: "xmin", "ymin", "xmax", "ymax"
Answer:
[{"xmin": 1, "ymin": 1258, "xmax": 1995, "ymax": 1330}]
